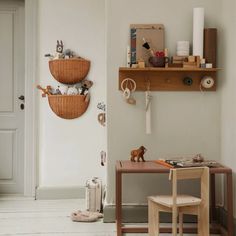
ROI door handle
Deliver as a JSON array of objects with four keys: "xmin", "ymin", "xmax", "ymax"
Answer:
[{"xmin": 18, "ymin": 95, "xmax": 25, "ymax": 101}]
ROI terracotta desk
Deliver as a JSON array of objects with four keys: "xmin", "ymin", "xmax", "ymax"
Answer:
[{"xmin": 116, "ymin": 160, "xmax": 233, "ymax": 236}]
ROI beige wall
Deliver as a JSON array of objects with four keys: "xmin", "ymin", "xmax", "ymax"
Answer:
[
  {"xmin": 36, "ymin": 0, "xmax": 236, "ymax": 217},
  {"xmin": 106, "ymin": 0, "xmax": 222, "ymax": 204},
  {"xmin": 37, "ymin": 0, "xmax": 106, "ymax": 187},
  {"xmin": 220, "ymin": 0, "xmax": 236, "ymax": 217}
]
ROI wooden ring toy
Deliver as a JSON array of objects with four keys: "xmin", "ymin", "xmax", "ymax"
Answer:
[{"xmin": 121, "ymin": 78, "xmax": 136, "ymax": 93}]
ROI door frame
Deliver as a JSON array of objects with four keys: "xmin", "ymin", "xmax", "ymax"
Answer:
[{"xmin": 24, "ymin": 0, "xmax": 38, "ymax": 197}]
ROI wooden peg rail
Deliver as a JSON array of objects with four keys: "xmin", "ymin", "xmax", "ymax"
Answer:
[{"xmin": 119, "ymin": 67, "xmax": 220, "ymax": 91}]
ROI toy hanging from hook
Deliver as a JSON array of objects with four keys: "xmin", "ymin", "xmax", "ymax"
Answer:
[
  {"xmin": 120, "ymin": 78, "xmax": 137, "ymax": 105},
  {"xmin": 145, "ymin": 80, "xmax": 152, "ymax": 134}
]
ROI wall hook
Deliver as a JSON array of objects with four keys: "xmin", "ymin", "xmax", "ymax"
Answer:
[{"xmin": 146, "ymin": 79, "xmax": 151, "ymax": 91}]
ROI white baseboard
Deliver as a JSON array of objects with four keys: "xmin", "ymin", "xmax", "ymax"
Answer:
[{"xmin": 36, "ymin": 186, "xmax": 85, "ymax": 200}]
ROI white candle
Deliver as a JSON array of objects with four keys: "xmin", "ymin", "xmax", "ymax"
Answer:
[{"xmin": 193, "ymin": 8, "xmax": 204, "ymax": 58}]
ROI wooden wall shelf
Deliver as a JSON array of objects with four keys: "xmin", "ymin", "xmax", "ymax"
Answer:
[{"xmin": 119, "ymin": 67, "xmax": 220, "ymax": 91}]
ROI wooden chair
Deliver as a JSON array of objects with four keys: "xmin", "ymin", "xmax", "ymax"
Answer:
[{"xmin": 148, "ymin": 167, "xmax": 209, "ymax": 236}]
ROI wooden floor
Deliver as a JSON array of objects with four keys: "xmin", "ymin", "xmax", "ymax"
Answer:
[
  {"xmin": 0, "ymin": 197, "xmax": 220, "ymax": 236},
  {"xmin": 0, "ymin": 197, "xmax": 115, "ymax": 236}
]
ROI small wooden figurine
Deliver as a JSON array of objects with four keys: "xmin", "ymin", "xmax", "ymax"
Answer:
[
  {"xmin": 37, "ymin": 85, "xmax": 52, "ymax": 97},
  {"xmin": 130, "ymin": 146, "xmax": 147, "ymax": 162}
]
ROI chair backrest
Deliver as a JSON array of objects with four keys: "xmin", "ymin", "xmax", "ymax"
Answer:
[{"xmin": 169, "ymin": 167, "xmax": 209, "ymax": 208}]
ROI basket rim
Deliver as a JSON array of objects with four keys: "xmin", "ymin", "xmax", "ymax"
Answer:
[
  {"xmin": 49, "ymin": 58, "xmax": 90, "ymax": 63},
  {"xmin": 48, "ymin": 94, "xmax": 87, "ymax": 98}
]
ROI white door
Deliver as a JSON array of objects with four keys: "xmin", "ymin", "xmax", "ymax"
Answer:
[{"xmin": 0, "ymin": 0, "xmax": 25, "ymax": 194}]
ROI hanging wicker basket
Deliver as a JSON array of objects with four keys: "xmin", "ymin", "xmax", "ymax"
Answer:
[
  {"xmin": 48, "ymin": 94, "xmax": 90, "ymax": 119},
  {"xmin": 49, "ymin": 58, "xmax": 90, "ymax": 84}
]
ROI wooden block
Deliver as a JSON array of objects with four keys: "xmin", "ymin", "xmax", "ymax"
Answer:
[
  {"xmin": 172, "ymin": 56, "xmax": 187, "ymax": 61},
  {"xmin": 196, "ymin": 56, "xmax": 200, "ymax": 68},
  {"xmin": 188, "ymin": 56, "xmax": 195, "ymax": 63},
  {"xmin": 131, "ymin": 64, "xmax": 138, "ymax": 68},
  {"xmin": 138, "ymin": 61, "xmax": 145, "ymax": 68},
  {"xmin": 172, "ymin": 60, "xmax": 183, "ymax": 64},
  {"xmin": 183, "ymin": 62, "xmax": 197, "ymax": 66},
  {"xmin": 201, "ymin": 58, "xmax": 206, "ymax": 64},
  {"xmin": 168, "ymin": 63, "xmax": 183, "ymax": 68},
  {"xmin": 183, "ymin": 65, "xmax": 198, "ymax": 68},
  {"xmin": 183, "ymin": 61, "xmax": 198, "ymax": 68}
]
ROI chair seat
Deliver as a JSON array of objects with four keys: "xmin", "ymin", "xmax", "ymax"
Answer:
[{"xmin": 149, "ymin": 195, "xmax": 201, "ymax": 208}]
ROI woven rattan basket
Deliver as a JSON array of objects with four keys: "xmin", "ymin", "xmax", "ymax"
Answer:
[
  {"xmin": 48, "ymin": 94, "xmax": 90, "ymax": 119},
  {"xmin": 49, "ymin": 58, "xmax": 90, "ymax": 84}
]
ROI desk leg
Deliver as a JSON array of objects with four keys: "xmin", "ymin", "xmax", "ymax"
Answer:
[
  {"xmin": 210, "ymin": 174, "xmax": 217, "ymax": 222},
  {"xmin": 116, "ymin": 170, "xmax": 122, "ymax": 236},
  {"xmin": 226, "ymin": 172, "xmax": 234, "ymax": 236}
]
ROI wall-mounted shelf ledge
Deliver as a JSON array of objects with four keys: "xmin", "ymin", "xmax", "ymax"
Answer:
[
  {"xmin": 119, "ymin": 67, "xmax": 220, "ymax": 91},
  {"xmin": 119, "ymin": 67, "xmax": 220, "ymax": 72}
]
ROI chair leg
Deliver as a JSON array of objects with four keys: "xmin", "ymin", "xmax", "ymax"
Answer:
[
  {"xmin": 179, "ymin": 212, "xmax": 183, "ymax": 236},
  {"xmin": 198, "ymin": 205, "xmax": 209, "ymax": 236},
  {"xmin": 197, "ymin": 206, "xmax": 201, "ymax": 236},
  {"xmin": 148, "ymin": 200, "xmax": 159, "ymax": 236},
  {"xmin": 172, "ymin": 207, "xmax": 178, "ymax": 236}
]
